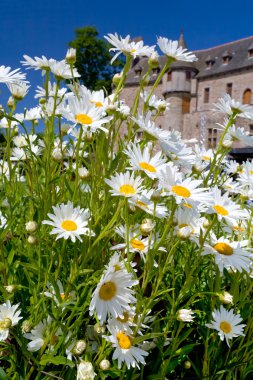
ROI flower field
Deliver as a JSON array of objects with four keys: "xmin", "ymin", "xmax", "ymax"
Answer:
[{"xmin": 0, "ymin": 33, "xmax": 253, "ymax": 379}]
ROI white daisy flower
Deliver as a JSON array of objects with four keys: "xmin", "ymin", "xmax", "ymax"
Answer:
[
  {"xmin": 77, "ymin": 360, "xmax": 96, "ymax": 380},
  {"xmin": 43, "ymin": 280, "xmax": 76, "ymax": 306},
  {"xmin": 202, "ymin": 234, "xmax": 252, "ymax": 273},
  {"xmin": 158, "ymin": 163, "xmax": 211, "ymax": 207},
  {"xmin": 140, "ymin": 91, "xmax": 170, "ymax": 113},
  {"xmin": 225, "ymin": 125, "xmax": 253, "ymax": 147},
  {"xmin": 21, "ymin": 55, "xmax": 54, "ymax": 72},
  {"xmin": 105, "ymin": 171, "xmax": 143, "ymax": 198},
  {"xmin": 49, "ymin": 59, "xmax": 80, "ymax": 79},
  {"xmin": 42, "ymin": 201, "xmax": 94, "ymax": 242},
  {"xmin": 206, "ymin": 306, "xmax": 245, "ymax": 347},
  {"xmin": 62, "ymin": 96, "xmax": 112, "ymax": 133},
  {"xmin": 24, "ymin": 106, "xmax": 42, "ymax": 121},
  {"xmin": 213, "ymin": 94, "xmax": 253, "ymax": 120},
  {"xmin": 104, "ymin": 325, "xmax": 149, "ymax": 369},
  {"xmin": 105, "ymin": 33, "xmax": 155, "ymax": 63},
  {"xmin": 161, "ymin": 140, "xmax": 195, "ymax": 169},
  {"xmin": 157, "ymin": 37, "xmax": 197, "ymax": 62},
  {"xmin": 0, "ymin": 65, "xmax": 27, "ymax": 84},
  {"xmin": 0, "ymin": 301, "xmax": 22, "ymax": 342},
  {"xmin": 206, "ymin": 187, "xmax": 249, "ymax": 225},
  {"xmin": 35, "ymin": 82, "xmax": 67, "ymax": 99},
  {"xmin": 7, "ymin": 81, "xmax": 30, "ymax": 100},
  {"xmin": 133, "ymin": 112, "xmax": 170, "ymax": 142},
  {"xmin": 124, "ymin": 143, "xmax": 166, "ymax": 179},
  {"xmin": 24, "ymin": 316, "xmax": 61, "ymax": 352},
  {"xmin": 89, "ymin": 269, "xmax": 138, "ymax": 324},
  {"xmin": 107, "ymin": 307, "xmax": 137, "ymax": 335},
  {"xmin": 223, "ymin": 159, "xmax": 240, "ymax": 175},
  {"xmin": 129, "ymin": 191, "xmax": 169, "ymax": 219},
  {"xmin": 177, "ymin": 309, "xmax": 195, "ymax": 322}
]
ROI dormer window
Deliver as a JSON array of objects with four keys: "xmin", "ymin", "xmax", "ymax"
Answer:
[
  {"xmin": 248, "ymin": 43, "xmax": 253, "ymax": 58},
  {"xmin": 222, "ymin": 51, "xmax": 232, "ymax": 65},
  {"xmin": 152, "ymin": 67, "xmax": 160, "ymax": 75},
  {"xmin": 167, "ymin": 71, "xmax": 172, "ymax": 81},
  {"xmin": 185, "ymin": 71, "xmax": 191, "ymax": 81},
  {"xmin": 205, "ymin": 55, "xmax": 215, "ymax": 69}
]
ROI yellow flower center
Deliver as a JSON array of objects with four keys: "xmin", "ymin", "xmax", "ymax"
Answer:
[
  {"xmin": 233, "ymin": 226, "xmax": 245, "ymax": 232},
  {"xmin": 117, "ymin": 332, "xmax": 132, "ymax": 349},
  {"xmin": 172, "ymin": 185, "xmax": 191, "ymax": 198},
  {"xmin": 75, "ymin": 113, "xmax": 93, "ymax": 125},
  {"xmin": 179, "ymin": 223, "xmax": 189, "ymax": 228},
  {"xmin": 91, "ymin": 100, "xmax": 103, "ymax": 107},
  {"xmin": 60, "ymin": 293, "xmax": 65, "ymax": 300},
  {"xmin": 131, "ymin": 239, "xmax": 145, "ymax": 251},
  {"xmin": 213, "ymin": 242, "xmax": 233, "ymax": 256},
  {"xmin": 136, "ymin": 200, "xmax": 148, "ymax": 208},
  {"xmin": 130, "ymin": 49, "xmax": 136, "ymax": 53},
  {"xmin": 0, "ymin": 318, "xmax": 12, "ymax": 329},
  {"xmin": 117, "ymin": 311, "xmax": 129, "ymax": 323},
  {"xmin": 250, "ymin": 170, "xmax": 253, "ymax": 175},
  {"xmin": 203, "ymin": 156, "xmax": 211, "ymax": 161},
  {"xmin": 220, "ymin": 321, "xmax": 232, "ymax": 334},
  {"xmin": 61, "ymin": 220, "xmax": 78, "ymax": 231},
  {"xmin": 213, "ymin": 205, "xmax": 229, "ymax": 216},
  {"xmin": 119, "ymin": 184, "xmax": 135, "ymax": 196},
  {"xmin": 139, "ymin": 162, "xmax": 157, "ymax": 173},
  {"xmin": 114, "ymin": 264, "xmax": 121, "ymax": 272},
  {"xmin": 99, "ymin": 281, "xmax": 117, "ymax": 301}
]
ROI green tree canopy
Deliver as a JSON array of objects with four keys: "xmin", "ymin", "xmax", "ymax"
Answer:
[{"xmin": 68, "ymin": 26, "xmax": 123, "ymax": 94}]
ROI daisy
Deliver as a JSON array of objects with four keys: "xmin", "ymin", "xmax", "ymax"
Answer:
[
  {"xmin": 129, "ymin": 191, "xmax": 169, "ymax": 219},
  {"xmin": 105, "ymin": 171, "xmax": 143, "ymax": 198},
  {"xmin": 77, "ymin": 361, "xmax": 96, "ymax": 380},
  {"xmin": 104, "ymin": 325, "xmax": 149, "ymax": 369},
  {"xmin": 140, "ymin": 91, "xmax": 170, "ymax": 113},
  {"xmin": 174, "ymin": 207, "xmax": 204, "ymax": 239},
  {"xmin": 177, "ymin": 309, "xmax": 195, "ymax": 322},
  {"xmin": 206, "ymin": 306, "xmax": 245, "ymax": 347},
  {"xmin": 7, "ymin": 81, "xmax": 30, "ymax": 100},
  {"xmin": 62, "ymin": 96, "xmax": 112, "ymax": 133},
  {"xmin": 124, "ymin": 143, "xmax": 166, "ymax": 179},
  {"xmin": 133, "ymin": 112, "xmax": 170, "ymax": 142},
  {"xmin": 35, "ymin": 82, "xmax": 67, "ymax": 99},
  {"xmin": 158, "ymin": 163, "xmax": 211, "ymax": 207},
  {"xmin": 161, "ymin": 140, "xmax": 195, "ymax": 169},
  {"xmin": 107, "ymin": 306, "xmax": 137, "ymax": 335},
  {"xmin": 206, "ymin": 186, "xmax": 249, "ymax": 225},
  {"xmin": 49, "ymin": 59, "xmax": 80, "ymax": 79},
  {"xmin": 225, "ymin": 125, "xmax": 253, "ymax": 147},
  {"xmin": 213, "ymin": 94, "xmax": 253, "ymax": 120},
  {"xmin": 21, "ymin": 55, "xmax": 54, "ymax": 72},
  {"xmin": 43, "ymin": 280, "xmax": 76, "ymax": 306},
  {"xmin": 202, "ymin": 234, "xmax": 252, "ymax": 273},
  {"xmin": 24, "ymin": 316, "xmax": 61, "ymax": 352},
  {"xmin": 24, "ymin": 106, "xmax": 42, "ymax": 121},
  {"xmin": 89, "ymin": 269, "xmax": 138, "ymax": 324},
  {"xmin": 105, "ymin": 33, "xmax": 155, "ymax": 63},
  {"xmin": 42, "ymin": 201, "xmax": 94, "ymax": 242},
  {"xmin": 157, "ymin": 37, "xmax": 197, "ymax": 62},
  {"xmin": 0, "ymin": 301, "xmax": 22, "ymax": 342},
  {"xmin": 0, "ymin": 65, "xmax": 27, "ymax": 84}
]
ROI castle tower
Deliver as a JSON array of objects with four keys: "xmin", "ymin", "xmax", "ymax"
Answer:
[{"xmin": 162, "ymin": 31, "xmax": 198, "ymax": 133}]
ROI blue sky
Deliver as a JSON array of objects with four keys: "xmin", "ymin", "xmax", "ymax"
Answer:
[{"xmin": 1, "ymin": 0, "xmax": 253, "ymax": 109}]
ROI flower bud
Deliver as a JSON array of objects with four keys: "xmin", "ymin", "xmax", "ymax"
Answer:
[
  {"xmin": 66, "ymin": 48, "xmax": 76, "ymax": 64},
  {"xmin": 150, "ymin": 190, "xmax": 161, "ymax": 201},
  {"xmin": 112, "ymin": 73, "xmax": 122, "ymax": 86},
  {"xmin": 34, "ymin": 119, "xmax": 39, "ymax": 125},
  {"xmin": 158, "ymin": 101, "xmax": 168, "ymax": 113},
  {"xmin": 219, "ymin": 291, "xmax": 233, "ymax": 305},
  {"xmin": 39, "ymin": 98, "xmax": 46, "ymax": 105},
  {"xmin": 184, "ymin": 361, "xmax": 191, "ymax": 369},
  {"xmin": 4, "ymin": 285, "xmax": 16, "ymax": 294},
  {"xmin": 27, "ymin": 235, "xmax": 37, "ymax": 245},
  {"xmin": 202, "ymin": 218, "xmax": 210, "ymax": 228},
  {"xmin": 142, "ymin": 75, "xmax": 150, "ymax": 86},
  {"xmin": 94, "ymin": 323, "xmax": 105, "ymax": 334},
  {"xmin": 140, "ymin": 219, "xmax": 155, "ymax": 235},
  {"xmin": 22, "ymin": 320, "xmax": 33, "ymax": 333},
  {"xmin": 148, "ymin": 52, "xmax": 160, "ymax": 68},
  {"xmin": 129, "ymin": 204, "xmax": 136, "ymax": 213},
  {"xmin": 25, "ymin": 221, "xmax": 38, "ymax": 233},
  {"xmin": 222, "ymin": 139, "xmax": 233, "ymax": 148},
  {"xmin": 176, "ymin": 225, "xmax": 192, "ymax": 239},
  {"xmin": 77, "ymin": 361, "xmax": 96, "ymax": 380},
  {"xmin": 73, "ymin": 340, "xmax": 86, "ymax": 355},
  {"xmin": 52, "ymin": 148, "xmax": 63, "ymax": 161},
  {"xmin": 78, "ymin": 167, "xmax": 90, "ymax": 179},
  {"xmin": 61, "ymin": 123, "xmax": 71, "ymax": 135},
  {"xmin": 7, "ymin": 96, "xmax": 15, "ymax": 108},
  {"xmin": 106, "ymin": 104, "xmax": 117, "ymax": 115},
  {"xmin": 84, "ymin": 131, "xmax": 93, "ymax": 142},
  {"xmin": 99, "ymin": 359, "xmax": 110, "ymax": 370},
  {"xmin": 177, "ymin": 309, "xmax": 195, "ymax": 322}
]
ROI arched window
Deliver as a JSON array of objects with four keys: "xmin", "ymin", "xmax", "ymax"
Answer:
[{"xmin": 243, "ymin": 89, "xmax": 252, "ymax": 104}]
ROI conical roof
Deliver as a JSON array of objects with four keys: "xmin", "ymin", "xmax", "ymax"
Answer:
[{"xmin": 178, "ymin": 29, "xmax": 187, "ymax": 49}]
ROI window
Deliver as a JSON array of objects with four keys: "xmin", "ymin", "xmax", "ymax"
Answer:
[
  {"xmin": 248, "ymin": 49, "xmax": 253, "ymax": 58},
  {"xmin": 185, "ymin": 71, "xmax": 191, "ymax": 81},
  {"xmin": 182, "ymin": 96, "xmax": 190, "ymax": 114},
  {"xmin": 243, "ymin": 89, "xmax": 252, "ymax": 104},
  {"xmin": 167, "ymin": 71, "xmax": 172, "ymax": 81},
  {"xmin": 134, "ymin": 66, "xmax": 142, "ymax": 77},
  {"xmin": 249, "ymin": 125, "xmax": 253, "ymax": 136},
  {"xmin": 226, "ymin": 83, "xmax": 232, "ymax": 96},
  {"xmin": 223, "ymin": 56, "xmax": 229, "ymax": 65},
  {"xmin": 204, "ymin": 88, "xmax": 210, "ymax": 103},
  {"xmin": 207, "ymin": 128, "xmax": 217, "ymax": 148}
]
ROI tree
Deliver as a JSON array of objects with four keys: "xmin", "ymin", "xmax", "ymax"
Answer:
[{"xmin": 68, "ymin": 26, "xmax": 123, "ymax": 94}]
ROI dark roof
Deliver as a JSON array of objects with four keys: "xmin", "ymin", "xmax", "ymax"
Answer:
[{"xmin": 126, "ymin": 35, "xmax": 253, "ymax": 85}]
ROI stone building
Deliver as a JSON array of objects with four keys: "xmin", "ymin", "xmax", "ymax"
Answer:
[{"xmin": 121, "ymin": 33, "xmax": 253, "ymax": 159}]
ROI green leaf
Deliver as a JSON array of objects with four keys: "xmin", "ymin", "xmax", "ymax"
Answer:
[{"xmin": 39, "ymin": 354, "xmax": 75, "ymax": 368}]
